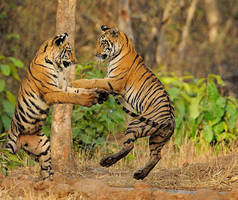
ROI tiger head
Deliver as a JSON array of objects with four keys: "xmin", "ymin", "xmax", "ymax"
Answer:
[
  {"xmin": 36, "ymin": 33, "xmax": 76, "ymax": 70},
  {"xmin": 96, "ymin": 25, "xmax": 129, "ymax": 62}
]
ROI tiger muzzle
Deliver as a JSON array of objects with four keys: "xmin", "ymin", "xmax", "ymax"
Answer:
[{"xmin": 96, "ymin": 53, "xmax": 107, "ymax": 60}]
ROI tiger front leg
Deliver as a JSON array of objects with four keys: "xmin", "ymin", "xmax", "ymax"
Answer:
[
  {"xmin": 71, "ymin": 78, "xmax": 123, "ymax": 94},
  {"xmin": 43, "ymin": 88, "xmax": 103, "ymax": 107},
  {"xmin": 66, "ymin": 87, "xmax": 109, "ymax": 105}
]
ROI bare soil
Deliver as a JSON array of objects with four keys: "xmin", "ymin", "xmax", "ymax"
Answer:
[{"xmin": 1, "ymin": 154, "xmax": 238, "ymax": 199}]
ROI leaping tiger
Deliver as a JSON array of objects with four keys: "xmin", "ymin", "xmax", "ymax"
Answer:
[
  {"xmin": 71, "ymin": 25, "xmax": 175, "ymax": 180},
  {"xmin": 5, "ymin": 33, "xmax": 108, "ymax": 180}
]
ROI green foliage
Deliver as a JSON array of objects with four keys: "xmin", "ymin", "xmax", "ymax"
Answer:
[
  {"xmin": 41, "ymin": 62, "xmax": 126, "ymax": 153},
  {"xmin": 0, "ymin": 56, "xmax": 237, "ymax": 171},
  {"xmin": 160, "ymin": 73, "xmax": 238, "ymax": 150},
  {"xmin": 72, "ymin": 63, "xmax": 126, "ymax": 152},
  {"xmin": 0, "ymin": 55, "xmax": 23, "ymax": 133},
  {"xmin": 0, "ymin": 133, "xmax": 23, "ymax": 176},
  {"xmin": 0, "ymin": 54, "xmax": 23, "ymax": 174}
]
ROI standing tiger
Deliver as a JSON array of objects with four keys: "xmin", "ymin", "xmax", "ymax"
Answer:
[
  {"xmin": 5, "ymin": 33, "xmax": 108, "ymax": 180},
  {"xmin": 71, "ymin": 25, "xmax": 175, "ymax": 180}
]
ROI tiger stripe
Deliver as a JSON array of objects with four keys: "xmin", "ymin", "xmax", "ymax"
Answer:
[
  {"xmin": 5, "ymin": 33, "xmax": 105, "ymax": 180},
  {"xmin": 71, "ymin": 25, "xmax": 175, "ymax": 180}
]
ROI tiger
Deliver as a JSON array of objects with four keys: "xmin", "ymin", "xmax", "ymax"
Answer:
[
  {"xmin": 71, "ymin": 25, "xmax": 175, "ymax": 180},
  {"xmin": 5, "ymin": 33, "xmax": 108, "ymax": 180}
]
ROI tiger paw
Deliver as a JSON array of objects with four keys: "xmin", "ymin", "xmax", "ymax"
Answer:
[
  {"xmin": 133, "ymin": 169, "xmax": 147, "ymax": 180},
  {"xmin": 100, "ymin": 155, "xmax": 118, "ymax": 167},
  {"xmin": 96, "ymin": 89, "xmax": 109, "ymax": 104}
]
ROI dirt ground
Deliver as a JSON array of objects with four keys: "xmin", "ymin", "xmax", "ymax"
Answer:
[{"xmin": 1, "ymin": 154, "xmax": 238, "ymax": 200}]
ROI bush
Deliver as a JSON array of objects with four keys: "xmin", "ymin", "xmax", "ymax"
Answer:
[
  {"xmin": 0, "ymin": 54, "xmax": 24, "ymax": 175},
  {"xmin": 0, "ymin": 55, "xmax": 23, "ymax": 133},
  {"xmin": 71, "ymin": 63, "xmax": 238, "ymax": 153},
  {"xmin": 42, "ymin": 63, "xmax": 238, "ymax": 153},
  {"xmin": 1, "ymin": 59, "xmax": 237, "ymax": 171},
  {"xmin": 72, "ymin": 63, "xmax": 126, "ymax": 152},
  {"xmin": 160, "ymin": 73, "xmax": 238, "ymax": 150},
  {"xmin": 42, "ymin": 62, "xmax": 126, "ymax": 153}
]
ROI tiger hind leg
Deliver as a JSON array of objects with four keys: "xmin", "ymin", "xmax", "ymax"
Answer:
[
  {"xmin": 18, "ymin": 132, "xmax": 54, "ymax": 180},
  {"xmin": 6, "ymin": 133, "xmax": 20, "ymax": 154},
  {"xmin": 100, "ymin": 123, "xmax": 138, "ymax": 167},
  {"xmin": 133, "ymin": 120, "xmax": 174, "ymax": 180}
]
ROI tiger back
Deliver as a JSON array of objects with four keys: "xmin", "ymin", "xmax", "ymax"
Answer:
[{"xmin": 71, "ymin": 25, "xmax": 175, "ymax": 180}]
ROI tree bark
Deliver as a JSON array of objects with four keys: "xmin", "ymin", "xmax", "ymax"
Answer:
[
  {"xmin": 118, "ymin": 0, "xmax": 134, "ymax": 44},
  {"xmin": 51, "ymin": 0, "xmax": 77, "ymax": 173},
  {"xmin": 178, "ymin": 0, "xmax": 198, "ymax": 60},
  {"xmin": 155, "ymin": 0, "xmax": 178, "ymax": 65},
  {"xmin": 204, "ymin": 0, "xmax": 220, "ymax": 43}
]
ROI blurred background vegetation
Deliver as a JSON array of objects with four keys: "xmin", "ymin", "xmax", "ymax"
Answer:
[{"xmin": 0, "ymin": 0, "xmax": 238, "ymax": 171}]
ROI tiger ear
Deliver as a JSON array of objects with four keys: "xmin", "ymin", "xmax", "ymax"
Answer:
[{"xmin": 110, "ymin": 28, "xmax": 119, "ymax": 37}]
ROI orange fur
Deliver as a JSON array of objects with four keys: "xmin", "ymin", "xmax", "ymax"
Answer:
[
  {"xmin": 6, "ymin": 33, "xmax": 105, "ymax": 180},
  {"xmin": 72, "ymin": 26, "xmax": 175, "ymax": 180}
]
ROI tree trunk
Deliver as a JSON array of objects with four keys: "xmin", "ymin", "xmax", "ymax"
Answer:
[
  {"xmin": 118, "ymin": 0, "xmax": 134, "ymax": 44},
  {"xmin": 178, "ymin": 0, "xmax": 198, "ymax": 60},
  {"xmin": 118, "ymin": 0, "xmax": 134, "ymax": 123},
  {"xmin": 51, "ymin": 0, "xmax": 77, "ymax": 173},
  {"xmin": 204, "ymin": 0, "xmax": 220, "ymax": 43},
  {"xmin": 155, "ymin": 0, "xmax": 178, "ymax": 65}
]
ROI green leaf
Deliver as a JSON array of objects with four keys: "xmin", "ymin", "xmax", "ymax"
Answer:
[
  {"xmin": 213, "ymin": 121, "xmax": 226, "ymax": 135},
  {"xmin": 204, "ymin": 97, "xmax": 226, "ymax": 124},
  {"xmin": 1, "ymin": 114, "xmax": 11, "ymax": 131},
  {"xmin": 95, "ymin": 137, "xmax": 105, "ymax": 145},
  {"xmin": 175, "ymin": 117, "xmax": 182, "ymax": 129},
  {"xmin": 0, "ymin": 64, "xmax": 11, "ymax": 76},
  {"xmin": 175, "ymin": 98, "xmax": 186, "ymax": 119},
  {"xmin": 10, "ymin": 65, "xmax": 21, "ymax": 81},
  {"xmin": 127, "ymin": 153, "xmax": 136, "ymax": 161},
  {"xmin": 0, "ymin": 79, "xmax": 5, "ymax": 92},
  {"xmin": 6, "ymin": 91, "xmax": 16, "ymax": 105},
  {"xmin": 207, "ymin": 81, "xmax": 219, "ymax": 103},
  {"xmin": 226, "ymin": 101, "xmax": 238, "ymax": 130},
  {"xmin": 174, "ymin": 129, "xmax": 182, "ymax": 146},
  {"xmin": 2, "ymin": 150, "xmax": 22, "ymax": 165},
  {"xmin": 8, "ymin": 57, "xmax": 24, "ymax": 68},
  {"xmin": 203, "ymin": 122, "xmax": 214, "ymax": 143},
  {"xmin": 2, "ymin": 100, "xmax": 15, "ymax": 117},
  {"xmin": 168, "ymin": 87, "xmax": 180, "ymax": 101},
  {"xmin": 208, "ymin": 74, "xmax": 225, "ymax": 86},
  {"xmin": 80, "ymin": 134, "xmax": 92, "ymax": 144},
  {"xmin": 189, "ymin": 96, "xmax": 201, "ymax": 119}
]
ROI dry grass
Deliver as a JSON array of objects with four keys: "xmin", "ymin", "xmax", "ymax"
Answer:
[
  {"xmin": 75, "ymin": 137, "xmax": 238, "ymax": 190},
  {"xmin": 1, "ymin": 138, "xmax": 238, "ymax": 200}
]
